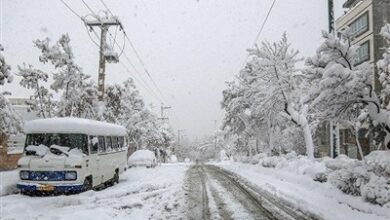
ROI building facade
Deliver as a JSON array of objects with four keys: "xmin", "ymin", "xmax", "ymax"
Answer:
[
  {"xmin": 316, "ymin": 0, "xmax": 390, "ymax": 159},
  {"xmin": 0, "ymin": 98, "xmax": 38, "ymax": 170}
]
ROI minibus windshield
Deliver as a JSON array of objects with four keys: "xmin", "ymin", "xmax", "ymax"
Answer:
[{"xmin": 25, "ymin": 133, "xmax": 88, "ymax": 154}]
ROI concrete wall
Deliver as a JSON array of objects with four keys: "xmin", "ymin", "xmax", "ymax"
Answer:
[{"xmin": 0, "ymin": 147, "xmax": 22, "ymax": 171}]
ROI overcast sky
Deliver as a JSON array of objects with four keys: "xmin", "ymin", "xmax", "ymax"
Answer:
[{"xmin": 0, "ymin": 0, "xmax": 345, "ymax": 140}]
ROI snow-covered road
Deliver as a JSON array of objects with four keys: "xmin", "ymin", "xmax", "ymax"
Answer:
[
  {"xmin": 185, "ymin": 164, "xmax": 313, "ymax": 220},
  {"xmin": 1, "ymin": 164, "xmax": 189, "ymax": 220},
  {"xmin": 2, "ymin": 163, "xmax": 389, "ymax": 220}
]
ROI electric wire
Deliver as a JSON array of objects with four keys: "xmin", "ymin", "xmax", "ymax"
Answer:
[
  {"xmin": 99, "ymin": 0, "xmax": 168, "ymax": 103},
  {"xmin": 80, "ymin": 0, "xmax": 165, "ymax": 103},
  {"xmin": 239, "ymin": 0, "xmax": 278, "ymax": 72},
  {"xmin": 58, "ymin": 0, "xmax": 165, "ymax": 103}
]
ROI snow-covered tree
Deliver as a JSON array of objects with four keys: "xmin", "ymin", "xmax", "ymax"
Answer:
[
  {"xmin": 307, "ymin": 29, "xmax": 390, "ymax": 149},
  {"xmin": 104, "ymin": 78, "xmax": 173, "ymax": 150},
  {"xmin": 245, "ymin": 34, "xmax": 314, "ymax": 158},
  {"xmin": 34, "ymin": 34, "xmax": 98, "ymax": 118},
  {"xmin": 17, "ymin": 64, "xmax": 55, "ymax": 118},
  {"xmin": 378, "ymin": 23, "xmax": 390, "ymax": 110},
  {"xmin": 0, "ymin": 44, "xmax": 22, "ymax": 146},
  {"xmin": 221, "ymin": 35, "xmax": 312, "ymax": 158}
]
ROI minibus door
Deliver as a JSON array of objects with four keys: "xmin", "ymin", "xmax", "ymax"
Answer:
[{"xmin": 89, "ymin": 136, "xmax": 101, "ymax": 186}]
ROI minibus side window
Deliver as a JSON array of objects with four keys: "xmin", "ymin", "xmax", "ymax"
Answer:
[
  {"xmin": 105, "ymin": 136, "xmax": 112, "ymax": 152},
  {"xmin": 89, "ymin": 136, "xmax": 98, "ymax": 154},
  {"xmin": 112, "ymin": 136, "xmax": 118, "ymax": 150},
  {"xmin": 98, "ymin": 136, "xmax": 106, "ymax": 153},
  {"xmin": 118, "ymin": 136, "xmax": 124, "ymax": 149}
]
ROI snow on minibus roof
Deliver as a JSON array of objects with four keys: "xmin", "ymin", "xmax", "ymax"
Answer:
[{"xmin": 24, "ymin": 117, "xmax": 127, "ymax": 136}]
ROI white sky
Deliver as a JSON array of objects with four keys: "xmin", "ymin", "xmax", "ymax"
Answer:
[{"xmin": 0, "ymin": 0, "xmax": 345, "ymax": 140}]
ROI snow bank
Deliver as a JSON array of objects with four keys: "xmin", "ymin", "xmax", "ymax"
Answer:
[
  {"xmin": 249, "ymin": 152, "xmax": 326, "ymax": 179},
  {"xmin": 365, "ymin": 151, "xmax": 390, "ymax": 176},
  {"xmin": 238, "ymin": 150, "xmax": 390, "ymax": 207},
  {"xmin": 25, "ymin": 117, "xmax": 127, "ymax": 136},
  {"xmin": 218, "ymin": 162, "xmax": 390, "ymax": 220},
  {"xmin": 169, "ymin": 155, "xmax": 178, "ymax": 163},
  {"xmin": 0, "ymin": 170, "xmax": 19, "ymax": 196}
]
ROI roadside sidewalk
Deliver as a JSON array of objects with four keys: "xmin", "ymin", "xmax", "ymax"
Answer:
[{"xmin": 216, "ymin": 162, "xmax": 390, "ymax": 220}]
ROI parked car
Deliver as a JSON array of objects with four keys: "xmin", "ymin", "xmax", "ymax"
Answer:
[{"xmin": 128, "ymin": 150, "xmax": 157, "ymax": 168}]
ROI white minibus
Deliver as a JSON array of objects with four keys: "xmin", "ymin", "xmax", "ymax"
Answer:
[{"xmin": 17, "ymin": 117, "xmax": 128, "ymax": 194}]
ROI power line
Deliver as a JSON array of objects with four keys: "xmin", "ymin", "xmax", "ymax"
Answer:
[
  {"xmin": 252, "ymin": 0, "xmax": 277, "ymax": 47},
  {"xmin": 79, "ymin": 0, "xmax": 166, "ymax": 103},
  {"xmin": 58, "ymin": 0, "xmax": 164, "ymax": 103},
  {"xmin": 99, "ymin": 0, "xmax": 167, "ymax": 103},
  {"xmin": 81, "ymin": 0, "xmax": 166, "ymax": 103},
  {"xmin": 239, "ymin": 0, "xmax": 277, "ymax": 72},
  {"xmin": 59, "ymin": 0, "xmax": 83, "ymax": 19}
]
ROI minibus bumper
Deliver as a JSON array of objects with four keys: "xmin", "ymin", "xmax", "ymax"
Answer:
[{"xmin": 17, "ymin": 182, "xmax": 84, "ymax": 194}]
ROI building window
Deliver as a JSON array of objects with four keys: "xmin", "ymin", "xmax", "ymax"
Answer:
[
  {"xmin": 355, "ymin": 41, "xmax": 370, "ymax": 65},
  {"xmin": 350, "ymin": 12, "xmax": 368, "ymax": 38}
]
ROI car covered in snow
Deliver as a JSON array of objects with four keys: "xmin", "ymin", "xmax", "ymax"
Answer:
[
  {"xmin": 17, "ymin": 118, "xmax": 128, "ymax": 195},
  {"xmin": 128, "ymin": 150, "xmax": 157, "ymax": 168}
]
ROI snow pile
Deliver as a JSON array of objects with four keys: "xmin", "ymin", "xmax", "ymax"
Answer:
[
  {"xmin": 169, "ymin": 155, "xmax": 178, "ymax": 163},
  {"xmin": 323, "ymin": 154, "xmax": 356, "ymax": 170},
  {"xmin": 325, "ymin": 151, "xmax": 390, "ymax": 206},
  {"xmin": 25, "ymin": 144, "xmax": 49, "ymax": 156},
  {"xmin": 249, "ymin": 152, "xmax": 326, "ymax": 179},
  {"xmin": 243, "ymin": 151, "xmax": 390, "ymax": 206},
  {"xmin": 0, "ymin": 170, "xmax": 19, "ymax": 196},
  {"xmin": 362, "ymin": 175, "xmax": 390, "ymax": 207},
  {"xmin": 276, "ymin": 155, "xmax": 326, "ymax": 179},
  {"xmin": 328, "ymin": 165, "xmax": 369, "ymax": 196},
  {"xmin": 365, "ymin": 151, "xmax": 390, "ymax": 176}
]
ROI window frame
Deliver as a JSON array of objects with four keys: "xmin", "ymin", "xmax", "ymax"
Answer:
[
  {"xmin": 105, "ymin": 136, "xmax": 112, "ymax": 152},
  {"xmin": 355, "ymin": 40, "xmax": 370, "ymax": 66},
  {"xmin": 89, "ymin": 136, "xmax": 98, "ymax": 154},
  {"xmin": 118, "ymin": 136, "xmax": 124, "ymax": 149},
  {"xmin": 98, "ymin": 136, "xmax": 106, "ymax": 153},
  {"xmin": 112, "ymin": 136, "xmax": 118, "ymax": 150},
  {"xmin": 349, "ymin": 11, "xmax": 369, "ymax": 38}
]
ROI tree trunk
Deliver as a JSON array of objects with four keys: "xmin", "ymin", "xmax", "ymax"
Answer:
[
  {"xmin": 287, "ymin": 104, "xmax": 315, "ymax": 159},
  {"xmin": 355, "ymin": 128, "xmax": 365, "ymax": 161},
  {"xmin": 303, "ymin": 122, "xmax": 314, "ymax": 159}
]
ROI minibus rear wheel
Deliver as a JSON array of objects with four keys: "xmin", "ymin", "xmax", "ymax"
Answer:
[
  {"xmin": 114, "ymin": 170, "xmax": 119, "ymax": 184},
  {"xmin": 83, "ymin": 176, "xmax": 92, "ymax": 191}
]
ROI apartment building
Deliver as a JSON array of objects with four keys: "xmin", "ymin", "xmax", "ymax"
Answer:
[
  {"xmin": 336, "ymin": 0, "xmax": 390, "ymax": 91},
  {"xmin": 318, "ymin": 0, "xmax": 390, "ymax": 159}
]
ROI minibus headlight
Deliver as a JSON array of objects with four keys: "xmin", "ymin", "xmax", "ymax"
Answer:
[
  {"xmin": 20, "ymin": 171, "xmax": 30, "ymax": 180},
  {"xmin": 64, "ymin": 171, "xmax": 77, "ymax": 180}
]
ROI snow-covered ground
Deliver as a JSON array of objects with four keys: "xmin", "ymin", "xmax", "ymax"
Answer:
[
  {"xmin": 0, "ymin": 170, "xmax": 19, "ymax": 196},
  {"xmin": 216, "ymin": 162, "xmax": 390, "ymax": 220},
  {"xmin": 0, "ymin": 164, "xmax": 189, "ymax": 220}
]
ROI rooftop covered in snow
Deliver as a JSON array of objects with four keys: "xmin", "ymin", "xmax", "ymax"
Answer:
[{"xmin": 24, "ymin": 117, "xmax": 127, "ymax": 136}]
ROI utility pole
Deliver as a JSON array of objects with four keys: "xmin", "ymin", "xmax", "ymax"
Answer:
[
  {"xmin": 84, "ymin": 13, "xmax": 121, "ymax": 101},
  {"xmin": 328, "ymin": 0, "xmax": 339, "ymax": 158},
  {"xmin": 159, "ymin": 103, "xmax": 171, "ymax": 121},
  {"xmin": 328, "ymin": 0, "xmax": 335, "ymax": 33},
  {"xmin": 177, "ymin": 129, "xmax": 185, "ymax": 145}
]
